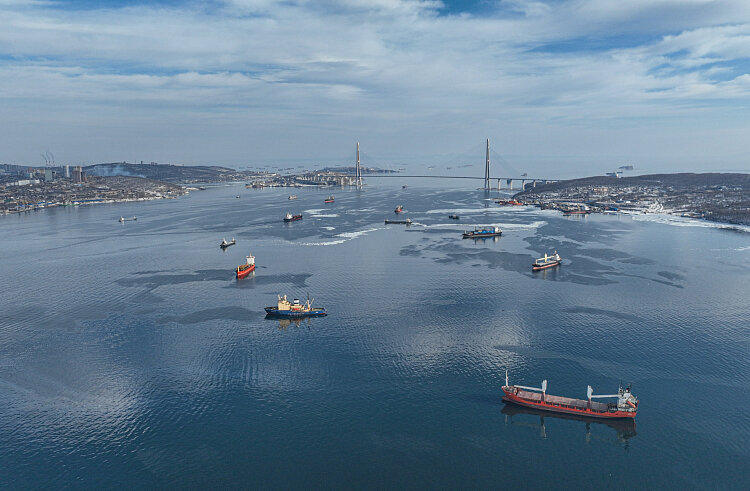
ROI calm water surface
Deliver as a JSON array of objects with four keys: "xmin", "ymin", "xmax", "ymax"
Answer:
[{"xmin": 1, "ymin": 182, "xmax": 749, "ymax": 489}]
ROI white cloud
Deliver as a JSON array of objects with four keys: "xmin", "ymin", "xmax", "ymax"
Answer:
[{"xmin": 0, "ymin": 0, "xmax": 749, "ymax": 171}]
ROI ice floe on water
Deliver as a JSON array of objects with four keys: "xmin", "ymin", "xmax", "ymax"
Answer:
[
  {"xmin": 629, "ymin": 213, "xmax": 750, "ymax": 233},
  {"xmin": 425, "ymin": 207, "xmax": 527, "ymax": 215},
  {"xmin": 297, "ymin": 227, "xmax": 382, "ymax": 246},
  {"xmin": 425, "ymin": 220, "xmax": 547, "ymax": 231}
]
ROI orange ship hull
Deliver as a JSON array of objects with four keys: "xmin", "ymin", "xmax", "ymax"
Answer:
[
  {"xmin": 502, "ymin": 387, "xmax": 636, "ymax": 419},
  {"xmin": 236, "ymin": 264, "xmax": 255, "ymax": 279}
]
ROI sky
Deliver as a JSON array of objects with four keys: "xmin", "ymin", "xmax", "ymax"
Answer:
[{"xmin": 1, "ymin": 0, "xmax": 750, "ymax": 177}]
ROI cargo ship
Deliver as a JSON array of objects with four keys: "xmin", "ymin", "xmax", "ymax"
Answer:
[
  {"xmin": 385, "ymin": 218, "xmax": 412, "ymax": 225},
  {"xmin": 324, "ymin": 195, "xmax": 335, "ymax": 203},
  {"xmin": 502, "ymin": 371, "xmax": 638, "ymax": 419},
  {"xmin": 119, "ymin": 216, "xmax": 137, "ymax": 222},
  {"xmin": 236, "ymin": 254, "xmax": 255, "ymax": 279},
  {"xmin": 284, "ymin": 212, "xmax": 303, "ymax": 222},
  {"xmin": 395, "ymin": 205, "xmax": 403, "ymax": 213},
  {"xmin": 220, "ymin": 237, "xmax": 236, "ymax": 249},
  {"xmin": 448, "ymin": 214, "xmax": 460, "ymax": 220},
  {"xmin": 462, "ymin": 226, "xmax": 501, "ymax": 238},
  {"xmin": 265, "ymin": 295, "xmax": 327, "ymax": 318},
  {"xmin": 532, "ymin": 251, "xmax": 561, "ymax": 270}
]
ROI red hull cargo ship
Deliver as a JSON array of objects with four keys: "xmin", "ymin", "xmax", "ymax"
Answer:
[
  {"xmin": 502, "ymin": 371, "xmax": 638, "ymax": 419},
  {"xmin": 236, "ymin": 254, "xmax": 256, "ymax": 279}
]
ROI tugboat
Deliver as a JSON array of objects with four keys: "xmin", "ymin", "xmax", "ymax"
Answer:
[
  {"xmin": 236, "ymin": 254, "xmax": 255, "ymax": 279},
  {"xmin": 288, "ymin": 195, "xmax": 297, "ymax": 200},
  {"xmin": 220, "ymin": 237, "xmax": 236, "ymax": 249},
  {"xmin": 462, "ymin": 226, "xmax": 501, "ymax": 238},
  {"xmin": 265, "ymin": 295, "xmax": 327, "ymax": 318},
  {"xmin": 394, "ymin": 205, "xmax": 403, "ymax": 213},
  {"xmin": 502, "ymin": 371, "xmax": 638, "ymax": 419},
  {"xmin": 324, "ymin": 195, "xmax": 335, "ymax": 203},
  {"xmin": 448, "ymin": 214, "xmax": 460, "ymax": 220},
  {"xmin": 119, "ymin": 216, "xmax": 137, "ymax": 222},
  {"xmin": 284, "ymin": 212, "xmax": 303, "ymax": 222},
  {"xmin": 384, "ymin": 218, "xmax": 412, "ymax": 225},
  {"xmin": 532, "ymin": 251, "xmax": 561, "ymax": 270}
]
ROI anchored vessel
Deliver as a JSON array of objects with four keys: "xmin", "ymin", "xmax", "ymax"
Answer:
[
  {"xmin": 236, "ymin": 254, "xmax": 255, "ymax": 279},
  {"xmin": 502, "ymin": 371, "xmax": 638, "ymax": 419},
  {"xmin": 220, "ymin": 237, "xmax": 236, "ymax": 249},
  {"xmin": 385, "ymin": 218, "xmax": 412, "ymax": 225},
  {"xmin": 448, "ymin": 214, "xmax": 460, "ymax": 220},
  {"xmin": 284, "ymin": 212, "xmax": 303, "ymax": 222},
  {"xmin": 394, "ymin": 205, "xmax": 403, "ymax": 213},
  {"xmin": 324, "ymin": 195, "xmax": 335, "ymax": 203},
  {"xmin": 288, "ymin": 195, "xmax": 297, "ymax": 200},
  {"xmin": 265, "ymin": 295, "xmax": 327, "ymax": 318},
  {"xmin": 119, "ymin": 216, "xmax": 137, "ymax": 222},
  {"xmin": 463, "ymin": 226, "xmax": 501, "ymax": 238},
  {"xmin": 533, "ymin": 251, "xmax": 561, "ymax": 270}
]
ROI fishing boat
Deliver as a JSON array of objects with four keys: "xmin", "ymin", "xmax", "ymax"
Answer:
[
  {"xmin": 448, "ymin": 214, "xmax": 460, "ymax": 220},
  {"xmin": 502, "ymin": 371, "xmax": 638, "ymax": 419},
  {"xmin": 532, "ymin": 251, "xmax": 561, "ymax": 270},
  {"xmin": 324, "ymin": 195, "xmax": 335, "ymax": 203},
  {"xmin": 288, "ymin": 195, "xmax": 297, "ymax": 200},
  {"xmin": 220, "ymin": 237, "xmax": 236, "ymax": 249},
  {"xmin": 236, "ymin": 254, "xmax": 255, "ymax": 279},
  {"xmin": 384, "ymin": 218, "xmax": 412, "ymax": 225},
  {"xmin": 264, "ymin": 295, "xmax": 327, "ymax": 318},
  {"xmin": 394, "ymin": 205, "xmax": 403, "ymax": 213},
  {"xmin": 462, "ymin": 226, "xmax": 501, "ymax": 238},
  {"xmin": 119, "ymin": 216, "xmax": 137, "ymax": 222},
  {"xmin": 284, "ymin": 212, "xmax": 303, "ymax": 222}
]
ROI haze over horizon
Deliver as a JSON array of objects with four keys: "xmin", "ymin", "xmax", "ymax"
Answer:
[{"xmin": 1, "ymin": 0, "xmax": 750, "ymax": 178}]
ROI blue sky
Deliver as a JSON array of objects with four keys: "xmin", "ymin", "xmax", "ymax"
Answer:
[{"xmin": 1, "ymin": 0, "xmax": 749, "ymax": 177}]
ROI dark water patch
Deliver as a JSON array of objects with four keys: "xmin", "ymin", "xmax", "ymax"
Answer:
[
  {"xmin": 620, "ymin": 273, "xmax": 683, "ymax": 289},
  {"xmin": 159, "ymin": 307, "xmax": 262, "ymax": 325},
  {"xmin": 225, "ymin": 273, "xmax": 312, "ymax": 289},
  {"xmin": 563, "ymin": 306, "xmax": 643, "ymax": 322},
  {"xmin": 657, "ymin": 270, "xmax": 684, "ymax": 281},
  {"xmin": 116, "ymin": 269, "xmax": 231, "ymax": 288}
]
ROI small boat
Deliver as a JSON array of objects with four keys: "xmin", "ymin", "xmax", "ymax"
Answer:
[
  {"xmin": 394, "ymin": 205, "xmax": 403, "ymax": 213},
  {"xmin": 402, "ymin": 185, "xmax": 407, "ymax": 189},
  {"xmin": 533, "ymin": 251, "xmax": 561, "ymax": 270},
  {"xmin": 284, "ymin": 212, "xmax": 303, "ymax": 222},
  {"xmin": 384, "ymin": 218, "xmax": 412, "ymax": 225},
  {"xmin": 324, "ymin": 195, "xmax": 335, "ymax": 203},
  {"xmin": 462, "ymin": 226, "xmax": 501, "ymax": 238},
  {"xmin": 119, "ymin": 216, "xmax": 137, "ymax": 222},
  {"xmin": 220, "ymin": 237, "xmax": 236, "ymax": 249},
  {"xmin": 265, "ymin": 295, "xmax": 327, "ymax": 318},
  {"xmin": 288, "ymin": 195, "xmax": 297, "ymax": 200},
  {"xmin": 502, "ymin": 371, "xmax": 638, "ymax": 419},
  {"xmin": 236, "ymin": 195, "xmax": 241, "ymax": 199},
  {"xmin": 448, "ymin": 214, "xmax": 460, "ymax": 220},
  {"xmin": 236, "ymin": 254, "xmax": 256, "ymax": 279}
]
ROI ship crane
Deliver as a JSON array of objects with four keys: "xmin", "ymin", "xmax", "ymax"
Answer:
[{"xmin": 505, "ymin": 371, "xmax": 548, "ymax": 398}]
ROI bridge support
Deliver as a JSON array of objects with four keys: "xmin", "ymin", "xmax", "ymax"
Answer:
[
  {"xmin": 484, "ymin": 139, "xmax": 491, "ymax": 191},
  {"xmin": 355, "ymin": 142, "xmax": 362, "ymax": 187}
]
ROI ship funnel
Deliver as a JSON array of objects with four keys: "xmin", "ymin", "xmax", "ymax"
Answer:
[
  {"xmin": 541, "ymin": 379, "xmax": 547, "ymax": 394},
  {"xmin": 587, "ymin": 385, "xmax": 593, "ymax": 400},
  {"xmin": 505, "ymin": 370, "xmax": 509, "ymax": 387}
]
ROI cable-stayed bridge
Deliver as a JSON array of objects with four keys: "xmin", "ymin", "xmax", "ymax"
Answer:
[{"xmin": 343, "ymin": 140, "xmax": 558, "ymax": 191}]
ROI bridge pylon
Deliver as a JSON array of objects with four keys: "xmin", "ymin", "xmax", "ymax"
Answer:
[{"xmin": 484, "ymin": 138, "xmax": 491, "ymax": 191}]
